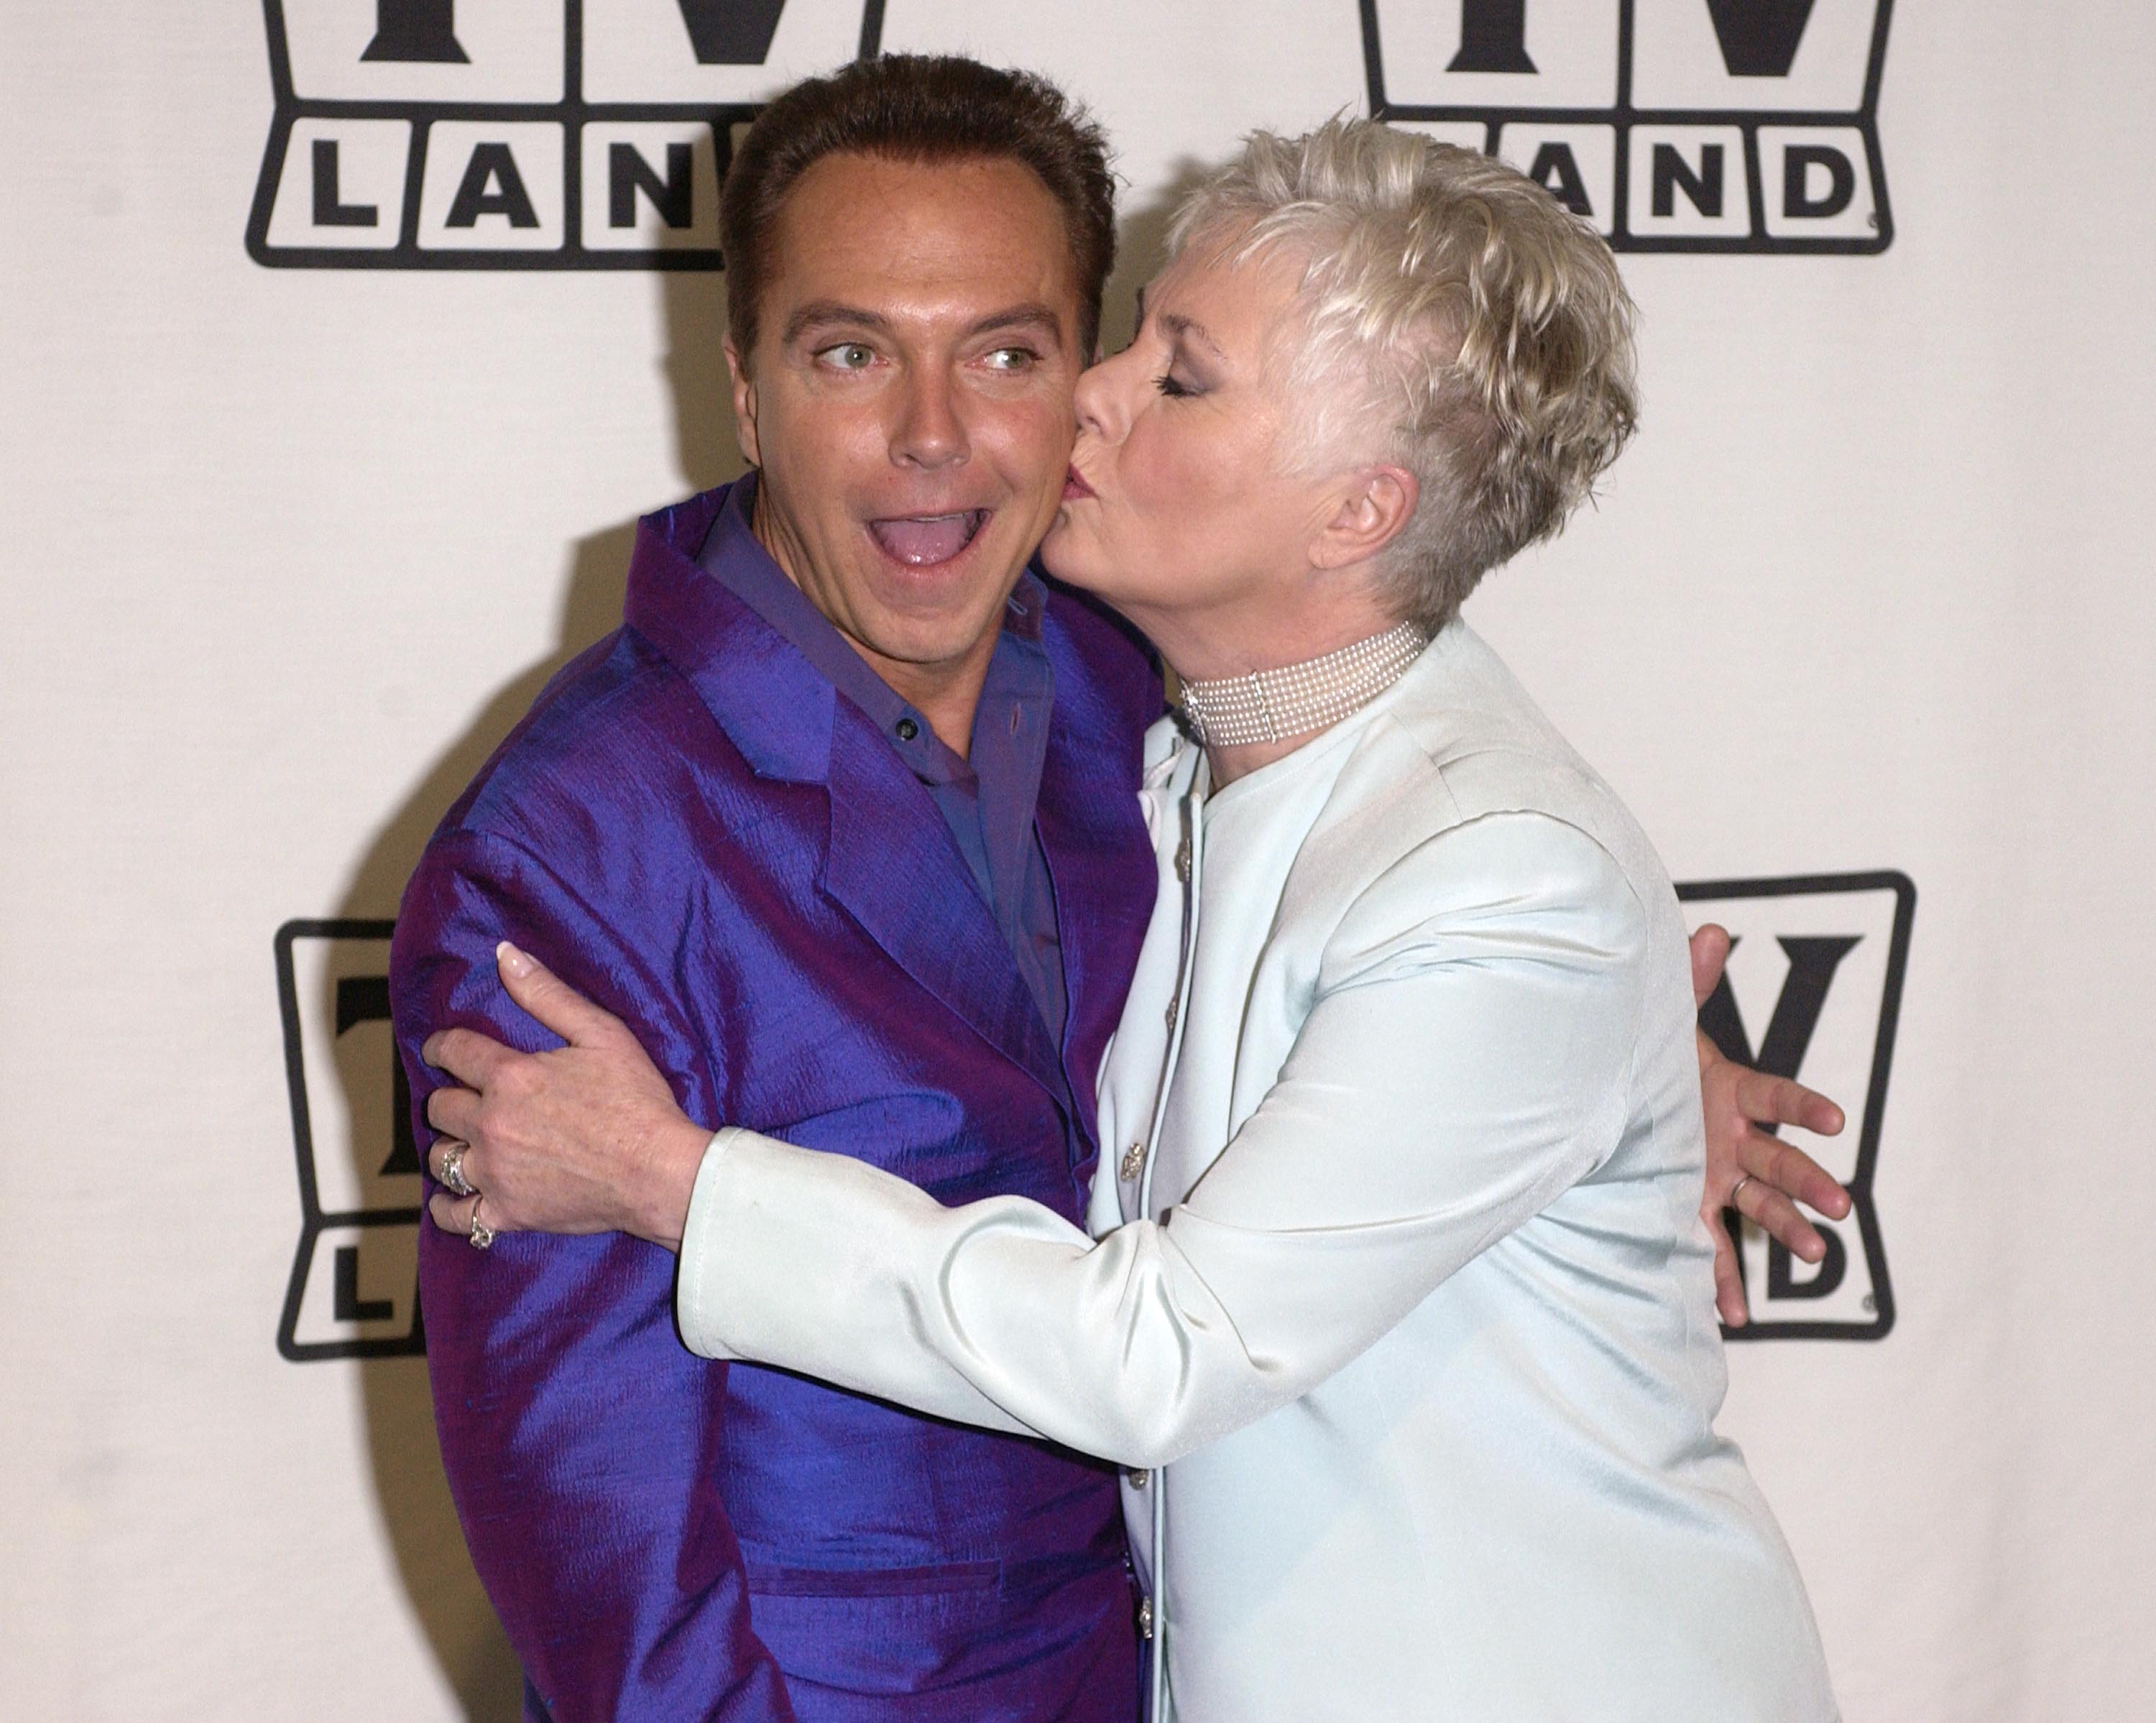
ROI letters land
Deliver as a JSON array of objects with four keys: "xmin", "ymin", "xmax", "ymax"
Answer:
[{"xmin": 249, "ymin": 0, "xmax": 883, "ymax": 268}]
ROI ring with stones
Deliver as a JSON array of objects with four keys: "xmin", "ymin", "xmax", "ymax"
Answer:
[{"xmin": 438, "ymin": 1141, "xmax": 475, "ymax": 1198}]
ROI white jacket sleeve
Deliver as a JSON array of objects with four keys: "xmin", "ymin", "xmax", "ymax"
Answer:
[{"xmin": 676, "ymin": 812, "xmax": 1651, "ymax": 1467}]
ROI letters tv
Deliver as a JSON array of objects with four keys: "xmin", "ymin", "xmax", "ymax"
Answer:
[
  {"xmin": 1364, "ymin": 0, "xmax": 1894, "ymax": 253},
  {"xmin": 249, "ymin": 1, "xmax": 882, "ymax": 269}
]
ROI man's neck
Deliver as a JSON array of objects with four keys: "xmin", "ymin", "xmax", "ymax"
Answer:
[{"xmin": 856, "ymin": 633, "xmax": 999, "ymax": 760}]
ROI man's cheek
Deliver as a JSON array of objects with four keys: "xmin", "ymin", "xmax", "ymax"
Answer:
[{"xmin": 1000, "ymin": 393, "xmax": 1077, "ymax": 446}]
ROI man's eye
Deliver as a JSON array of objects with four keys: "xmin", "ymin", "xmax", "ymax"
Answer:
[
  {"xmin": 982, "ymin": 346, "xmax": 1039, "ymax": 372},
  {"xmin": 816, "ymin": 343, "xmax": 876, "ymax": 371}
]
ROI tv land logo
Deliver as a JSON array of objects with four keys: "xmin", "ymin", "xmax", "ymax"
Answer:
[
  {"xmin": 247, "ymin": 0, "xmax": 886, "ymax": 269},
  {"xmin": 275, "ymin": 918, "xmax": 423, "ymax": 1359},
  {"xmin": 1363, "ymin": 0, "xmax": 1895, "ymax": 252},
  {"xmin": 252, "ymin": 3, "xmax": 1893, "ymax": 271},
  {"xmin": 273, "ymin": 870, "xmax": 1909, "ymax": 1359},
  {"xmin": 1679, "ymin": 871, "xmax": 1911, "ymax": 1340}
]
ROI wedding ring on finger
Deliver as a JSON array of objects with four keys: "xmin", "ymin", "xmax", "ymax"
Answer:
[
  {"xmin": 467, "ymin": 1197, "xmax": 496, "ymax": 1251},
  {"xmin": 1729, "ymin": 1175, "xmax": 1756, "ymax": 1213},
  {"xmin": 437, "ymin": 1141, "xmax": 475, "ymax": 1199}
]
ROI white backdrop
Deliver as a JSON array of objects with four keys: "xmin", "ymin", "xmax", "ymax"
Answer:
[{"xmin": 5, "ymin": 3, "xmax": 2153, "ymax": 1717}]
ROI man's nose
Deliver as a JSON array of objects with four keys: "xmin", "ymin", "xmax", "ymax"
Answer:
[{"xmin": 890, "ymin": 367, "xmax": 968, "ymax": 469}]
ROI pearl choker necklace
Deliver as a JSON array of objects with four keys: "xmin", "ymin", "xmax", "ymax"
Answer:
[{"xmin": 1176, "ymin": 621, "xmax": 1431, "ymax": 749}]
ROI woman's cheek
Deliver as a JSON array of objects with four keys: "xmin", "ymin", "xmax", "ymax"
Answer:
[{"xmin": 1154, "ymin": 445, "xmax": 1232, "ymax": 545}]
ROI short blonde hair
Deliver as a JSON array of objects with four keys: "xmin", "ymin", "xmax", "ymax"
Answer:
[{"xmin": 1169, "ymin": 120, "xmax": 1639, "ymax": 630}]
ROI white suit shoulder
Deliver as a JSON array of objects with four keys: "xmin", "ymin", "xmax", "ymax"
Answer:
[{"xmin": 1280, "ymin": 621, "xmax": 1678, "ymax": 952}]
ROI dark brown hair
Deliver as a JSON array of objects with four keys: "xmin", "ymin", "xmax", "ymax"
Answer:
[{"xmin": 719, "ymin": 54, "xmax": 1117, "ymax": 362}]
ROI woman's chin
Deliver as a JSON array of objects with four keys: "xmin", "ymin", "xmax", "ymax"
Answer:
[
  {"xmin": 1041, "ymin": 515, "xmax": 1111, "ymax": 594},
  {"xmin": 1042, "ymin": 520, "xmax": 1181, "ymax": 630}
]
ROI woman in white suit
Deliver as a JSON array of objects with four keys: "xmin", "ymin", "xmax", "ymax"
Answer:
[{"xmin": 428, "ymin": 122, "xmax": 1836, "ymax": 1718}]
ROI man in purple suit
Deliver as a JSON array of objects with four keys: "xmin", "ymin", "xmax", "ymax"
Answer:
[
  {"xmin": 392, "ymin": 58, "xmax": 1158, "ymax": 1722},
  {"xmin": 395, "ymin": 50, "xmax": 1851, "ymax": 1723}
]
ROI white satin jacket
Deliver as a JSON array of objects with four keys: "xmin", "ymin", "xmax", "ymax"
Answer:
[{"xmin": 676, "ymin": 621, "xmax": 1836, "ymax": 1720}]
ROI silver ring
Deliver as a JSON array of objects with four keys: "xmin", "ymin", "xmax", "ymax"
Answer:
[
  {"xmin": 438, "ymin": 1141, "xmax": 475, "ymax": 1198},
  {"xmin": 1729, "ymin": 1175, "xmax": 1756, "ymax": 1211},
  {"xmin": 467, "ymin": 1198, "xmax": 496, "ymax": 1251}
]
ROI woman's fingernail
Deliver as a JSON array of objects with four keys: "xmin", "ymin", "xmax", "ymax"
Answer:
[{"xmin": 497, "ymin": 940, "xmax": 535, "ymax": 979}]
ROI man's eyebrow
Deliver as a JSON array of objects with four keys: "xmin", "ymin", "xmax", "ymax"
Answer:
[
  {"xmin": 780, "ymin": 301, "xmax": 893, "ymax": 345},
  {"xmin": 779, "ymin": 301, "xmax": 1068, "ymax": 349},
  {"xmin": 972, "ymin": 304, "xmax": 1067, "ymax": 346}
]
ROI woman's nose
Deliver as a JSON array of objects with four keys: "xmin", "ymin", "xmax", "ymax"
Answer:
[
  {"xmin": 1073, "ymin": 351, "xmax": 1130, "ymax": 445},
  {"xmin": 891, "ymin": 369, "xmax": 968, "ymax": 469}
]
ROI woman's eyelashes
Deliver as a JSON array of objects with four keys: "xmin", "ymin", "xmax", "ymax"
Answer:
[{"xmin": 1150, "ymin": 332, "xmax": 1207, "ymax": 398}]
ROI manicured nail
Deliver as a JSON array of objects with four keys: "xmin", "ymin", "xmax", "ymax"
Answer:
[{"xmin": 497, "ymin": 940, "xmax": 535, "ymax": 979}]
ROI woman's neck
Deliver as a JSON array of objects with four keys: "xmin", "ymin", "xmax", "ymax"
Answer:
[{"xmin": 1144, "ymin": 599, "xmax": 1423, "ymax": 788}]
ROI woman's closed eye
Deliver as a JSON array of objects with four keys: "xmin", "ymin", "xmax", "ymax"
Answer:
[{"xmin": 1154, "ymin": 369, "xmax": 1199, "ymax": 399}]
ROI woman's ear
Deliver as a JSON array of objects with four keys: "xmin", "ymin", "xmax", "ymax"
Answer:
[{"xmin": 1310, "ymin": 466, "xmax": 1419, "ymax": 571}]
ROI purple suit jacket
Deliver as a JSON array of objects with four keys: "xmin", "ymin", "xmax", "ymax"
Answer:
[{"xmin": 390, "ymin": 483, "xmax": 1161, "ymax": 1722}]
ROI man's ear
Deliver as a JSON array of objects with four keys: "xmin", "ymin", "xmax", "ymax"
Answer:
[
  {"xmin": 1310, "ymin": 466, "xmax": 1418, "ymax": 571},
  {"xmin": 724, "ymin": 337, "xmax": 762, "ymax": 469}
]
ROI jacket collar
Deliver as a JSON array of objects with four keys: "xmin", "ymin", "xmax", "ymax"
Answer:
[{"xmin": 622, "ymin": 480, "xmax": 835, "ymax": 786}]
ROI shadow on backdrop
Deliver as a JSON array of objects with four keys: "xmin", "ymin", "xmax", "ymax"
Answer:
[{"xmin": 313, "ymin": 162, "xmax": 1208, "ymax": 1714}]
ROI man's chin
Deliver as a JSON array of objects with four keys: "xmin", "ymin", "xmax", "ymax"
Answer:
[{"xmin": 849, "ymin": 582, "xmax": 1013, "ymax": 669}]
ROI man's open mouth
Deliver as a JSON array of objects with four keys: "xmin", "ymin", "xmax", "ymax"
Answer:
[{"xmin": 866, "ymin": 510, "xmax": 990, "ymax": 567}]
